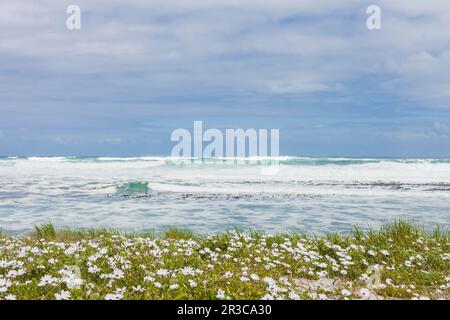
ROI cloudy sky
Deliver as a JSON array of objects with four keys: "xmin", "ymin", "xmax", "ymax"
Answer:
[{"xmin": 1, "ymin": 0, "xmax": 450, "ymax": 157}]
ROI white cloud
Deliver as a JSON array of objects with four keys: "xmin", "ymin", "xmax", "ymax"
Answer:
[{"xmin": 0, "ymin": 0, "xmax": 449, "ymax": 106}]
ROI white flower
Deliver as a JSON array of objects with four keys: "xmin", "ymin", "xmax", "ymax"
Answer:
[
  {"xmin": 112, "ymin": 268, "xmax": 124, "ymax": 279},
  {"xmin": 55, "ymin": 290, "xmax": 71, "ymax": 300},
  {"xmin": 64, "ymin": 276, "xmax": 84, "ymax": 289},
  {"xmin": 5, "ymin": 294, "xmax": 16, "ymax": 300},
  {"xmin": 316, "ymin": 271, "xmax": 328, "ymax": 278},
  {"xmin": 263, "ymin": 277, "xmax": 276, "ymax": 285},
  {"xmin": 105, "ymin": 293, "xmax": 123, "ymax": 300},
  {"xmin": 368, "ymin": 250, "xmax": 376, "ymax": 257},
  {"xmin": 288, "ymin": 291, "xmax": 300, "ymax": 300},
  {"xmin": 180, "ymin": 266, "xmax": 195, "ymax": 276},
  {"xmin": 88, "ymin": 266, "xmax": 100, "ymax": 274},
  {"xmin": 216, "ymin": 289, "xmax": 225, "ymax": 299},
  {"xmin": 0, "ymin": 278, "xmax": 12, "ymax": 292},
  {"xmin": 380, "ymin": 250, "xmax": 389, "ymax": 256},
  {"xmin": 223, "ymin": 272, "xmax": 233, "ymax": 279},
  {"xmin": 38, "ymin": 275, "xmax": 58, "ymax": 287},
  {"xmin": 169, "ymin": 284, "xmax": 179, "ymax": 290},
  {"xmin": 156, "ymin": 268, "xmax": 169, "ymax": 276},
  {"xmin": 358, "ymin": 288, "xmax": 372, "ymax": 299},
  {"xmin": 341, "ymin": 289, "xmax": 352, "ymax": 296},
  {"xmin": 144, "ymin": 275, "xmax": 155, "ymax": 282},
  {"xmin": 250, "ymin": 274, "xmax": 260, "ymax": 281},
  {"xmin": 132, "ymin": 285, "xmax": 145, "ymax": 292},
  {"xmin": 188, "ymin": 279, "xmax": 197, "ymax": 287},
  {"xmin": 116, "ymin": 287, "xmax": 127, "ymax": 295}
]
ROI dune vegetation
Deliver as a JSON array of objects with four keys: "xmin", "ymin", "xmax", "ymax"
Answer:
[{"xmin": 0, "ymin": 221, "xmax": 448, "ymax": 300}]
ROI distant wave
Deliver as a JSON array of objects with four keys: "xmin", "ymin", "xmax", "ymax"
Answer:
[{"xmin": 2, "ymin": 156, "xmax": 450, "ymax": 166}]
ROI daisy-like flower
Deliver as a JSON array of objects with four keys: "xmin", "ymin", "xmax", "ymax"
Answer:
[
  {"xmin": 105, "ymin": 293, "xmax": 123, "ymax": 300},
  {"xmin": 263, "ymin": 277, "xmax": 276, "ymax": 286},
  {"xmin": 5, "ymin": 294, "xmax": 17, "ymax": 300},
  {"xmin": 250, "ymin": 274, "xmax": 260, "ymax": 281},
  {"xmin": 156, "ymin": 268, "xmax": 169, "ymax": 276},
  {"xmin": 132, "ymin": 285, "xmax": 145, "ymax": 292},
  {"xmin": 288, "ymin": 291, "xmax": 300, "ymax": 300},
  {"xmin": 38, "ymin": 275, "xmax": 58, "ymax": 287},
  {"xmin": 188, "ymin": 279, "xmax": 197, "ymax": 288},
  {"xmin": 180, "ymin": 266, "xmax": 195, "ymax": 276},
  {"xmin": 169, "ymin": 284, "xmax": 179, "ymax": 290},
  {"xmin": 88, "ymin": 266, "xmax": 100, "ymax": 274},
  {"xmin": 55, "ymin": 290, "xmax": 71, "ymax": 300},
  {"xmin": 0, "ymin": 278, "xmax": 13, "ymax": 292},
  {"xmin": 216, "ymin": 289, "xmax": 225, "ymax": 299},
  {"xmin": 316, "ymin": 271, "xmax": 328, "ymax": 278},
  {"xmin": 358, "ymin": 288, "xmax": 372, "ymax": 299},
  {"xmin": 359, "ymin": 273, "xmax": 369, "ymax": 281},
  {"xmin": 341, "ymin": 289, "xmax": 352, "ymax": 296},
  {"xmin": 64, "ymin": 275, "xmax": 84, "ymax": 290},
  {"xmin": 112, "ymin": 268, "xmax": 125, "ymax": 279}
]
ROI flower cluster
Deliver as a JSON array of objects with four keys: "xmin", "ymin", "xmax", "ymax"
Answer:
[{"xmin": 0, "ymin": 224, "xmax": 448, "ymax": 300}]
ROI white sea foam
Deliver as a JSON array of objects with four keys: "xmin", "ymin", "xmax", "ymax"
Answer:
[{"xmin": 0, "ymin": 157, "xmax": 449, "ymax": 234}]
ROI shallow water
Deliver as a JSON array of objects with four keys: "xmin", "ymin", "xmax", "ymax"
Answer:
[{"xmin": 0, "ymin": 157, "xmax": 449, "ymax": 234}]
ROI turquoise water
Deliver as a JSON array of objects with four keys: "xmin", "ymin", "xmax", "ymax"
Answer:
[{"xmin": 0, "ymin": 157, "xmax": 449, "ymax": 234}]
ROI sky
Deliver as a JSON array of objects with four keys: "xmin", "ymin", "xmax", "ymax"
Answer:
[{"xmin": 1, "ymin": 0, "xmax": 450, "ymax": 157}]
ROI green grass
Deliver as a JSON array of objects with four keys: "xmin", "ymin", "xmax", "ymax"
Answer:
[
  {"xmin": 32, "ymin": 223, "xmax": 154, "ymax": 242},
  {"xmin": 0, "ymin": 221, "xmax": 448, "ymax": 300}
]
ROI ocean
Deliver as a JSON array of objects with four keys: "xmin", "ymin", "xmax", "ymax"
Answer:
[{"xmin": 1, "ymin": 156, "xmax": 449, "ymax": 234}]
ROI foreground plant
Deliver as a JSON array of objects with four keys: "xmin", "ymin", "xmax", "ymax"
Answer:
[{"xmin": 0, "ymin": 221, "xmax": 448, "ymax": 300}]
